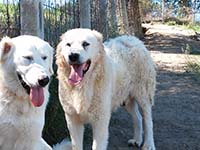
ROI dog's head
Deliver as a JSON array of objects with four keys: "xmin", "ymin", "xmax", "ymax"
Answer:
[
  {"xmin": 56, "ymin": 28, "xmax": 103, "ymax": 86},
  {"xmin": 0, "ymin": 35, "xmax": 54, "ymax": 107}
]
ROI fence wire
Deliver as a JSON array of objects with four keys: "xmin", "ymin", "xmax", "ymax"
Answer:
[
  {"xmin": 0, "ymin": 0, "xmax": 20, "ymax": 39},
  {"xmin": 1, "ymin": 1, "xmax": 199, "ymax": 43},
  {"xmin": 0, "ymin": 0, "xmax": 79, "ymax": 47},
  {"xmin": 43, "ymin": 0, "xmax": 79, "ymax": 47}
]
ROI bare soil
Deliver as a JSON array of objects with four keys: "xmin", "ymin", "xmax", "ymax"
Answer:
[{"xmin": 95, "ymin": 24, "xmax": 200, "ymax": 150}]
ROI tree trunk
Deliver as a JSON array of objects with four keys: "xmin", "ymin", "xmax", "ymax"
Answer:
[
  {"xmin": 107, "ymin": 0, "xmax": 118, "ymax": 37},
  {"xmin": 192, "ymin": 0, "xmax": 197, "ymax": 24},
  {"xmin": 127, "ymin": 0, "xmax": 143, "ymax": 39},
  {"xmin": 116, "ymin": 0, "xmax": 129, "ymax": 34},
  {"xmin": 79, "ymin": 0, "xmax": 91, "ymax": 28},
  {"xmin": 20, "ymin": 0, "xmax": 44, "ymax": 38},
  {"xmin": 98, "ymin": 0, "xmax": 108, "ymax": 39},
  {"xmin": 162, "ymin": 0, "xmax": 165, "ymax": 22}
]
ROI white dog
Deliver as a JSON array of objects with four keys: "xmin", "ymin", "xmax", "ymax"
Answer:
[
  {"xmin": 0, "ymin": 36, "xmax": 69, "ymax": 150},
  {"xmin": 56, "ymin": 29, "xmax": 156, "ymax": 150}
]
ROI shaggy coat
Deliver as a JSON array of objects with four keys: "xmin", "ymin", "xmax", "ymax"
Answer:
[
  {"xmin": 56, "ymin": 29, "xmax": 156, "ymax": 150},
  {"xmin": 0, "ymin": 36, "xmax": 69, "ymax": 150}
]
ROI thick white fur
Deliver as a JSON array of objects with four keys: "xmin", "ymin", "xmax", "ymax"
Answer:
[
  {"xmin": 56, "ymin": 29, "xmax": 156, "ymax": 150},
  {"xmin": 0, "ymin": 35, "xmax": 68, "ymax": 150},
  {"xmin": 53, "ymin": 139, "xmax": 72, "ymax": 150}
]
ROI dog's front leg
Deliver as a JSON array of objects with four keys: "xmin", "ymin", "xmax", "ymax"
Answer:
[
  {"xmin": 65, "ymin": 115, "xmax": 84, "ymax": 150},
  {"xmin": 91, "ymin": 114, "xmax": 110, "ymax": 150}
]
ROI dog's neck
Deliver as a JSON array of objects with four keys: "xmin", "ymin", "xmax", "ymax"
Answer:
[{"xmin": 0, "ymin": 73, "xmax": 47, "ymax": 115}]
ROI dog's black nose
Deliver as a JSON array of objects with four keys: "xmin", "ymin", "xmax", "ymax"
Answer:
[
  {"xmin": 38, "ymin": 76, "xmax": 49, "ymax": 87},
  {"xmin": 68, "ymin": 53, "xmax": 79, "ymax": 63}
]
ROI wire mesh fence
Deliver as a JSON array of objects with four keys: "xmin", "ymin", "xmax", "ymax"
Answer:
[
  {"xmin": 1, "ymin": 1, "xmax": 199, "ymax": 44},
  {"xmin": 43, "ymin": 0, "xmax": 79, "ymax": 47},
  {"xmin": 0, "ymin": 0, "xmax": 79, "ymax": 47},
  {"xmin": 0, "ymin": 0, "xmax": 20, "ymax": 38}
]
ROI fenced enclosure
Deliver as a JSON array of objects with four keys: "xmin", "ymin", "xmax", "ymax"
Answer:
[
  {"xmin": 0, "ymin": 0, "xmax": 80, "ymax": 47},
  {"xmin": 0, "ymin": 0, "xmax": 117, "ymax": 46},
  {"xmin": 1, "ymin": 0, "xmax": 200, "ymax": 45}
]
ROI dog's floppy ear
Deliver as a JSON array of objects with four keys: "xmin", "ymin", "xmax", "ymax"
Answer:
[
  {"xmin": 55, "ymin": 41, "xmax": 64, "ymax": 68},
  {"xmin": 92, "ymin": 30, "xmax": 105, "ymax": 53},
  {"xmin": 92, "ymin": 30, "xmax": 103, "ymax": 43},
  {"xmin": 0, "ymin": 37, "xmax": 14, "ymax": 62}
]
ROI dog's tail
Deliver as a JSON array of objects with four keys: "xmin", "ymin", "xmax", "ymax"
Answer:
[{"xmin": 53, "ymin": 139, "xmax": 71, "ymax": 150}]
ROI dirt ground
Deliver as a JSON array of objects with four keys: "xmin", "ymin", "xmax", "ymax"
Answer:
[{"xmin": 82, "ymin": 24, "xmax": 200, "ymax": 150}]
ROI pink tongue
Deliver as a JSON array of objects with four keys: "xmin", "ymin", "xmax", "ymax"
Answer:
[
  {"xmin": 68, "ymin": 64, "xmax": 84, "ymax": 86},
  {"xmin": 29, "ymin": 87, "xmax": 44, "ymax": 107}
]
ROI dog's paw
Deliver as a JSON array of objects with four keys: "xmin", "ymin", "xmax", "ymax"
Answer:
[
  {"xmin": 128, "ymin": 139, "xmax": 142, "ymax": 148},
  {"xmin": 141, "ymin": 143, "xmax": 155, "ymax": 150}
]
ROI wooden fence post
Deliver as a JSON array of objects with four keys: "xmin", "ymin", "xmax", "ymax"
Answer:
[
  {"xmin": 79, "ymin": 0, "xmax": 91, "ymax": 29},
  {"xmin": 20, "ymin": 0, "xmax": 44, "ymax": 39}
]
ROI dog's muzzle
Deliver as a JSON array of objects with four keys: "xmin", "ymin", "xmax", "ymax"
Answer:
[
  {"xmin": 17, "ymin": 72, "xmax": 50, "ymax": 107},
  {"xmin": 17, "ymin": 72, "xmax": 50, "ymax": 94}
]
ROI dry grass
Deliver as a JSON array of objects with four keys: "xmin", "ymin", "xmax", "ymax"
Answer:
[{"xmin": 186, "ymin": 55, "xmax": 200, "ymax": 81}]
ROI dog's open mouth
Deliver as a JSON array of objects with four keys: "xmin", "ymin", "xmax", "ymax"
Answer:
[
  {"xmin": 17, "ymin": 73, "xmax": 44, "ymax": 107},
  {"xmin": 68, "ymin": 59, "xmax": 91, "ymax": 86}
]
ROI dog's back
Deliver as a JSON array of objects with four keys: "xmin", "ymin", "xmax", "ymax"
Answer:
[{"xmin": 104, "ymin": 35, "xmax": 156, "ymax": 110}]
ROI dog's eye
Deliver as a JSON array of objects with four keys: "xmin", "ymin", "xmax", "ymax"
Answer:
[
  {"xmin": 23, "ymin": 56, "xmax": 33, "ymax": 61},
  {"xmin": 82, "ymin": 41, "xmax": 90, "ymax": 48},
  {"xmin": 66, "ymin": 43, "xmax": 71, "ymax": 47},
  {"xmin": 42, "ymin": 56, "xmax": 47, "ymax": 60}
]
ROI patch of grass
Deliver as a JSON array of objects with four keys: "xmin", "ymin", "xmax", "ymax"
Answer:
[
  {"xmin": 183, "ymin": 23, "xmax": 200, "ymax": 32},
  {"xmin": 165, "ymin": 21, "xmax": 177, "ymax": 26},
  {"xmin": 186, "ymin": 55, "xmax": 200, "ymax": 81},
  {"xmin": 164, "ymin": 17, "xmax": 187, "ymax": 25},
  {"xmin": 163, "ymin": 17, "xmax": 200, "ymax": 33}
]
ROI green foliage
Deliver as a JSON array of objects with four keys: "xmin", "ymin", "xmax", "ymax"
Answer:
[
  {"xmin": 183, "ymin": 23, "xmax": 200, "ymax": 32},
  {"xmin": 107, "ymin": 25, "xmax": 120, "ymax": 39},
  {"xmin": 43, "ymin": 74, "xmax": 69, "ymax": 146},
  {"xmin": 165, "ymin": 20, "xmax": 177, "ymax": 25},
  {"xmin": 140, "ymin": 0, "xmax": 156, "ymax": 13},
  {"xmin": 0, "ymin": 3, "xmax": 20, "ymax": 38},
  {"xmin": 164, "ymin": 17, "xmax": 188, "ymax": 25},
  {"xmin": 0, "ymin": 3, "xmax": 19, "ymax": 25}
]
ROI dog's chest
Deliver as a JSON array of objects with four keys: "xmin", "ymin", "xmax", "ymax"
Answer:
[
  {"xmin": 0, "ymin": 97, "xmax": 45, "ymax": 140},
  {"xmin": 61, "ymin": 91, "xmax": 91, "ymax": 115},
  {"xmin": 60, "ymin": 84, "xmax": 102, "ymax": 122}
]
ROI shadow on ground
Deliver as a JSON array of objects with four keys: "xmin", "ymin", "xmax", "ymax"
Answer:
[{"xmin": 144, "ymin": 28, "xmax": 200, "ymax": 54}]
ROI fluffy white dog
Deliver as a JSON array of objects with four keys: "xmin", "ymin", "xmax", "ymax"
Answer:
[
  {"xmin": 56, "ymin": 29, "xmax": 156, "ymax": 150},
  {"xmin": 0, "ymin": 36, "xmax": 69, "ymax": 150}
]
